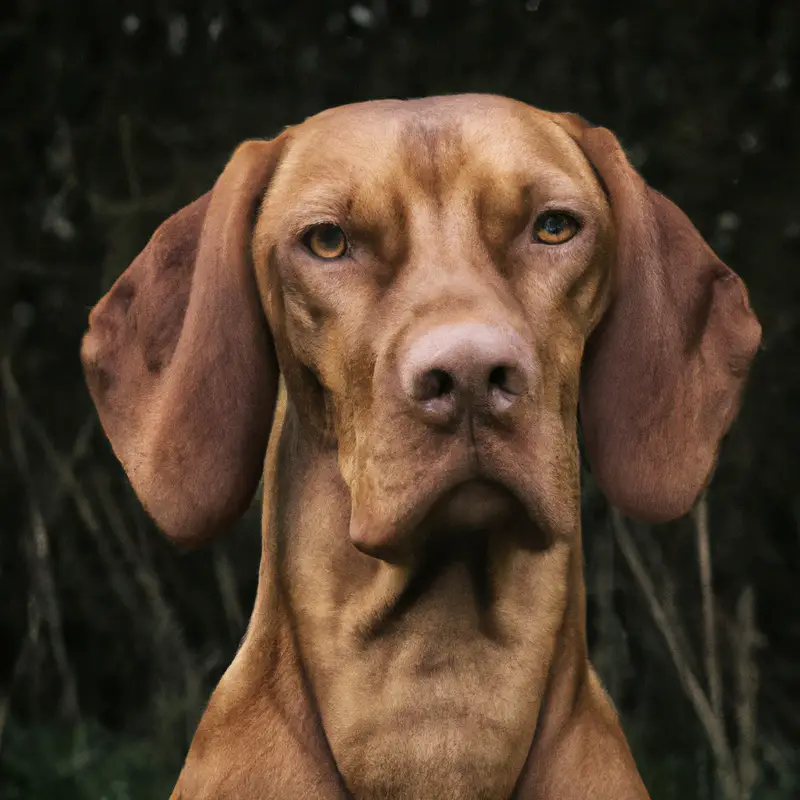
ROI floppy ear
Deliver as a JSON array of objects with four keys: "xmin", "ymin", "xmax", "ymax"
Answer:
[
  {"xmin": 569, "ymin": 122, "xmax": 762, "ymax": 522},
  {"xmin": 81, "ymin": 137, "xmax": 286, "ymax": 545}
]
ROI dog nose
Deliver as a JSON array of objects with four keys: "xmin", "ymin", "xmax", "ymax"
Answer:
[{"xmin": 401, "ymin": 323, "xmax": 533, "ymax": 427}]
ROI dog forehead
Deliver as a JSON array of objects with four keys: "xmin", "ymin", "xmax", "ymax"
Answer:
[{"xmin": 269, "ymin": 94, "xmax": 594, "ymax": 200}]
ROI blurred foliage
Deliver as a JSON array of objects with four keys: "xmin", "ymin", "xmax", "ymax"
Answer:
[
  {"xmin": 1, "ymin": 720, "xmax": 177, "ymax": 800},
  {"xmin": 1, "ymin": 0, "xmax": 799, "ymax": 797}
]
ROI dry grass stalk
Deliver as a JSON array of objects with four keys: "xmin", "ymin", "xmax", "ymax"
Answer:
[
  {"xmin": 2, "ymin": 356, "xmax": 80, "ymax": 721},
  {"xmin": 611, "ymin": 508, "xmax": 742, "ymax": 799}
]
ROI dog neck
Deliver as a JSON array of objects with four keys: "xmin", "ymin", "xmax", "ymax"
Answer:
[{"xmin": 211, "ymin": 392, "xmax": 646, "ymax": 800}]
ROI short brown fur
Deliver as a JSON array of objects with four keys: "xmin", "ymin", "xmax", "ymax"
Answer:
[{"xmin": 81, "ymin": 95, "xmax": 761, "ymax": 799}]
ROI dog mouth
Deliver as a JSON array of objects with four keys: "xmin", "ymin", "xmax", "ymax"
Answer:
[
  {"xmin": 421, "ymin": 480, "xmax": 522, "ymax": 534},
  {"xmin": 349, "ymin": 462, "xmax": 548, "ymax": 559},
  {"xmin": 348, "ymin": 478, "xmax": 545, "ymax": 643}
]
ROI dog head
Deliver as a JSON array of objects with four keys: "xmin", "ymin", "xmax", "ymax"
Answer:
[{"xmin": 82, "ymin": 94, "xmax": 759, "ymax": 549}]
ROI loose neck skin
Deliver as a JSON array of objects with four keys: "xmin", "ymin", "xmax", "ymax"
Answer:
[{"xmin": 223, "ymin": 393, "xmax": 647, "ymax": 800}]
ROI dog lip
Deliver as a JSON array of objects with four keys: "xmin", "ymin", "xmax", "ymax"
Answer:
[
  {"xmin": 421, "ymin": 479, "xmax": 521, "ymax": 533},
  {"xmin": 349, "ymin": 475, "xmax": 528, "ymax": 562}
]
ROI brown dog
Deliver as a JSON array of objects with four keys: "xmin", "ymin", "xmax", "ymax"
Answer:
[{"xmin": 81, "ymin": 95, "xmax": 761, "ymax": 800}]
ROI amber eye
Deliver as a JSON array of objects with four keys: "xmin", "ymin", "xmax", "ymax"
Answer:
[
  {"xmin": 304, "ymin": 223, "xmax": 348, "ymax": 259},
  {"xmin": 532, "ymin": 212, "xmax": 579, "ymax": 245}
]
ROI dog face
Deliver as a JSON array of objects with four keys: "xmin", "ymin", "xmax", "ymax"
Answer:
[
  {"xmin": 82, "ymin": 95, "xmax": 761, "ymax": 800},
  {"xmin": 255, "ymin": 96, "xmax": 613, "ymax": 558}
]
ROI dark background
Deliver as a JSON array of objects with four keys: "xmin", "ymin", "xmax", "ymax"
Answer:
[{"xmin": 1, "ymin": 1, "xmax": 798, "ymax": 798}]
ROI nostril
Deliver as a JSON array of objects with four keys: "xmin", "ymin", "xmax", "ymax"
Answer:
[
  {"xmin": 488, "ymin": 365, "xmax": 508, "ymax": 392},
  {"xmin": 488, "ymin": 364, "xmax": 525, "ymax": 396},
  {"xmin": 416, "ymin": 368, "xmax": 455, "ymax": 401}
]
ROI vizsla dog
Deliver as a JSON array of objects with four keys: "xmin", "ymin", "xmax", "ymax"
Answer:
[{"xmin": 81, "ymin": 95, "xmax": 761, "ymax": 799}]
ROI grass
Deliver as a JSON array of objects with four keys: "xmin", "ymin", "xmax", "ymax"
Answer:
[{"xmin": 0, "ymin": 717, "xmax": 180, "ymax": 800}]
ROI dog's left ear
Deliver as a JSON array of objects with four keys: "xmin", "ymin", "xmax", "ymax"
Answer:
[{"xmin": 556, "ymin": 115, "xmax": 762, "ymax": 523}]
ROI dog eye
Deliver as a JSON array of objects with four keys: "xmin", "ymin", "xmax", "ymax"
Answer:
[
  {"xmin": 304, "ymin": 224, "xmax": 348, "ymax": 259},
  {"xmin": 532, "ymin": 212, "xmax": 579, "ymax": 245}
]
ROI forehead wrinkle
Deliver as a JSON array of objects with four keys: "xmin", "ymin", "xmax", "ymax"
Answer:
[
  {"xmin": 474, "ymin": 165, "xmax": 589, "ymax": 203},
  {"xmin": 535, "ymin": 115, "xmax": 606, "ymax": 194},
  {"xmin": 400, "ymin": 118, "xmax": 466, "ymax": 205},
  {"xmin": 267, "ymin": 123, "xmax": 411, "ymax": 233},
  {"xmin": 263, "ymin": 102, "xmax": 604, "ymax": 248},
  {"xmin": 457, "ymin": 109, "xmax": 598, "ymax": 193},
  {"xmin": 291, "ymin": 164, "xmax": 407, "ymax": 238}
]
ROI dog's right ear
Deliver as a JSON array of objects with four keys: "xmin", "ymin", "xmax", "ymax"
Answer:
[{"xmin": 81, "ymin": 137, "xmax": 287, "ymax": 545}]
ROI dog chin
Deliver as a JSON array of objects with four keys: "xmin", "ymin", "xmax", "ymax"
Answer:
[{"xmin": 419, "ymin": 479, "xmax": 528, "ymax": 536}]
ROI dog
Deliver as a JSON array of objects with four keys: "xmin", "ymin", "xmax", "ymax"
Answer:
[{"xmin": 81, "ymin": 94, "xmax": 761, "ymax": 799}]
